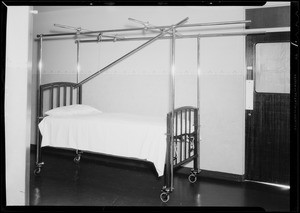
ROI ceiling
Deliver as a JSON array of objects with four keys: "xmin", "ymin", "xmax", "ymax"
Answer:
[{"xmin": 33, "ymin": 2, "xmax": 290, "ymax": 13}]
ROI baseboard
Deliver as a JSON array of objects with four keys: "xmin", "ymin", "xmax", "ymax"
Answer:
[
  {"xmin": 31, "ymin": 144, "xmax": 245, "ymax": 182},
  {"xmin": 179, "ymin": 167, "xmax": 245, "ymax": 182}
]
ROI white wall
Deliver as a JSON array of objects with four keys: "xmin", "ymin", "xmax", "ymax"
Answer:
[
  {"xmin": 32, "ymin": 6, "xmax": 246, "ymax": 175},
  {"xmin": 5, "ymin": 6, "xmax": 33, "ymax": 205}
]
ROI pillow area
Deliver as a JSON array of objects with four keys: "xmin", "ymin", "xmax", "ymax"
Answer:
[{"xmin": 45, "ymin": 104, "xmax": 102, "ymax": 116}]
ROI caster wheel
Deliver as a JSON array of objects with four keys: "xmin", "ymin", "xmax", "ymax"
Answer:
[
  {"xmin": 73, "ymin": 156, "xmax": 81, "ymax": 164},
  {"xmin": 188, "ymin": 173, "xmax": 197, "ymax": 183},
  {"xmin": 160, "ymin": 192, "xmax": 170, "ymax": 203},
  {"xmin": 34, "ymin": 167, "xmax": 41, "ymax": 176}
]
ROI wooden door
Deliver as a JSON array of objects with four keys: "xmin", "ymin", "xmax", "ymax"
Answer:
[{"xmin": 245, "ymin": 32, "xmax": 290, "ymax": 185}]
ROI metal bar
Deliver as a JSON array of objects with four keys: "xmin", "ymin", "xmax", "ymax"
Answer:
[
  {"xmin": 63, "ymin": 86, "xmax": 67, "ymax": 106},
  {"xmin": 169, "ymin": 26, "xmax": 176, "ymax": 191},
  {"xmin": 175, "ymin": 111, "xmax": 178, "ymax": 164},
  {"xmin": 76, "ymin": 87, "xmax": 79, "ymax": 104},
  {"xmin": 36, "ymin": 35, "xmax": 43, "ymax": 166},
  {"xmin": 79, "ymin": 30, "xmax": 266, "ymax": 43},
  {"xmin": 57, "ymin": 87, "xmax": 60, "ymax": 107},
  {"xmin": 164, "ymin": 113, "xmax": 172, "ymax": 190},
  {"xmin": 50, "ymin": 87, "xmax": 53, "ymax": 109},
  {"xmin": 40, "ymin": 88, "xmax": 44, "ymax": 117},
  {"xmin": 70, "ymin": 86, "xmax": 73, "ymax": 104},
  {"xmin": 180, "ymin": 110, "xmax": 183, "ymax": 162},
  {"xmin": 76, "ymin": 40, "xmax": 80, "ymax": 84},
  {"xmin": 197, "ymin": 37, "xmax": 201, "ymax": 114},
  {"xmin": 175, "ymin": 112, "xmax": 178, "ymax": 137},
  {"xmin": 185, "ymin": 109, "xmax": 187, "ymax": 160},
  {"xmin": 194, "ymin": 109, "xmax": 200, "ymax": 170},
  {"xmin": 77, "ymin": 86, "xmax": 82, "ymax": 104},
  {"xmin": 37, "ymin": 38, "xmax": 43, "ymax": 117},
  {"xmin": 196, "ymin": 37, "xmax": 201, "ymax": 170},
  {"xmin": 75, "ymin": 17, "xmax": 188, "ymax": 88},
  {"xmin": 37, "ymin": 20, "xmax": 250, "ymax": 38},
  {"xmin": 189, "ymin": 109, "xmax": 191, "ymax": 158},
  {"xmin": 174, "ymin": 155, "xmax": 197, "ymax": 169}
]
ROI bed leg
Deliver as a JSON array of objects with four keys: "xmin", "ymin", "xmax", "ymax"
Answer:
[
  {"xmin": 188, "ymin": 145, "xmax": 201, "ymax": 183},
  {"xmin": 161, "ymin": 114, "xmax": 173, "ymax": 203},
  {"xmin": 192, "ymin": 137, "xmax": 201, "ymax": 178},
  {"xmin": 34, "ymin": 132, "xmax": 44, "ymax": 176},
  {"xmin": 161, "ymin": 163, "xmax": 172, "ymax": 203},
  {"xmin": 189, "ymin": 109, "xmax": 201, "ymax": 183}
]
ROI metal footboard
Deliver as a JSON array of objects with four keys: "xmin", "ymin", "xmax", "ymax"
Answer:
[{"xmin": 161, "ymin": 106, "xmax": 200, "ymax": 202}]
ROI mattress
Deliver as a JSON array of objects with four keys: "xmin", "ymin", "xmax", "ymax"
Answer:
[{"xmin": 39, "ymin": 112, "xmax": 167, "ymax": 176}]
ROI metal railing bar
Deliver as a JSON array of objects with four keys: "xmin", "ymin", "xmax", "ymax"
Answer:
[{"xmin": 37, "ymin": 20, "xmax": 250, "ymax": 38}]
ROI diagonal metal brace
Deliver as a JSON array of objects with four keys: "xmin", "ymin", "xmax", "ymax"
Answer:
[{"xmin": 74, "ymin": 17, "xmax": 189, "ymax": 88}]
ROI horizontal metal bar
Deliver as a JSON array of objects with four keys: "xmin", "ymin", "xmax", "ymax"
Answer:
[
  {"xmin": 79, "ymin": 30, "xmax": 266, "ymax": 43},
  {"xmin": 41, "ymin": 82, "xmax": 78, "ymax": 90},
  {"xmin": 174, "ymin": 155, "xmax": 197, "ymax": 169},
  {"xmin": 74, "ymin": 17, "xmax": 188, "ymax": 87},
  {"xmin": 37, "ymin": 20, "xmax": 250, "ymax": 38}
]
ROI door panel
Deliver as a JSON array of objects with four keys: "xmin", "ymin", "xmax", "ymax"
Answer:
[{"xmin": 245, "ymin": 32, "xmax": 290, "ymax": 185}]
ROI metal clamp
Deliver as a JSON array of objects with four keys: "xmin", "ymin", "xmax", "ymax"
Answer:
[
  {"xmin": 97, "ymin": 33, "xmax": 103, "ymax": 42},
  {"xmin": 36, "ymin": 162, "xmax": 44, "ymax": 167},
  {"xmin": 76, "ymin": 27, "xmax": 81, "ymax": 35},
  {"xmin": 113, "ymin": 35, "xmax": 118, "ymax": 42}
]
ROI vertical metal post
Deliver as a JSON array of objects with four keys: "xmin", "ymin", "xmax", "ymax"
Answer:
[
  {"xmin": 70, "ymin": 86, "xmax": 73, "ymax": 104},
  {"xmin": 78, "ymin": 86, "xmax": 82, "ymax": 104},
  {"xmin": 185, "ymin": 109, "xmax": 187, "ymax": 160},
  {"xmin": 180, "ymin": 111, "xmax": 183, "ymax": 161},
  {"xmin": 175, "ymin": 111, "xmax": 178, "ymax": 164},
  {"xmin": 63, "ymin": 86, "xmax": 67, "ymax": 106},
  {"xmin": 76, "ymin": 40, "xmax": 80, "ymax": 84},
  {"xmin": 164, "ymin": 113, "xmax": 171, "ymax": 190},
  {"xmin": 170, "ymin": 27, "xmax": 176, "ymax": 191},
  {"xmin": 56, "ymin": 87, "xmax": 60, "ymax": 107},
  {"xmin": 50, "ymin": 87, "xmax": 53, "ymax": 109},
  {"xmin": 76, "ymin": 40, "xmax": 81, "ymax": 104},
  {"xmin": 195, "ymin": 36, "xmax": 201, "ymax": 171},
  {"xmin": 36, "ymin": 35, "xmax": 43, "ymax": 166}
]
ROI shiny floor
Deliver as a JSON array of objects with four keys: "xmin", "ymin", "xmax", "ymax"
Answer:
[{"xmin": 30, "ymin": 147, "xmax": 289, "ymax": 211}]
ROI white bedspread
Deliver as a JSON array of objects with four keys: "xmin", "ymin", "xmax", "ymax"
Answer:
[{"xmin": 39, "ymin": 112, "xmax": 167, "ymax": 176}]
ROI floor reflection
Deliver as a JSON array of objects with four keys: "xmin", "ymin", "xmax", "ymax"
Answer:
[
  {"xmin": 32, "ymin": 187, "xmax": 41, "ymax": 205},
  {"xmin": 29, "ymin": 149, "xmax": 290, "ymax": 210},
  {"xmin": 73, "ymin": 164, "xmax": 80, "ymax": 182}
]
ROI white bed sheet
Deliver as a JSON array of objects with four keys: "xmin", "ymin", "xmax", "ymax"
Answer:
[{"xmin": 39, "ymin": 112, "xmax": 167, "ymax": 176}]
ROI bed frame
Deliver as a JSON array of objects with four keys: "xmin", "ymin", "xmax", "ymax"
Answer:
[
  {"xmin": 34, "ymin": 82, "xmax": 82, "ymax": 174},
  {"xmin": 162, "ymin": 106, "xmax": 200, "ymax": 202},
  {"xmin": 34, "ymin": 82, "xmax": 200, "ymax": 203},
  {"xmin": 33, "ymin": 17, "xmax": 261, "ymax": 203}
]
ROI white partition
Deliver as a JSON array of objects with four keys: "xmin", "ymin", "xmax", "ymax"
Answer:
[{"xmin": 5, "ymin": 6, "xmax": 33, "ymax": 205}]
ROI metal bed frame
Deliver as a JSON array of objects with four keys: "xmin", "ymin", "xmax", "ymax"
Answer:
[{"xmin": 33, "ymin": 16, "xmax": 265, "ymax": 202}]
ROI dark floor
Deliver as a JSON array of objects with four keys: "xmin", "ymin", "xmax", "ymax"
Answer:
[{"xmin": 30, "ymin": 147, "xmax": 290, "ymax": 211}]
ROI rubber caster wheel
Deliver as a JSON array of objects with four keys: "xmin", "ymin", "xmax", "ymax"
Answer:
[
  {"xmin": 160, "ymin": 192, "xmax": 170, "ymax": 203},
  {"xmin": 34, "ymin": 167, "xmax": 41, "ymax": 176},
  {"xmin": 73, "ymin": 156, "xmax": 81, "ymax": 164},
  {"xmin": 188, "ymin": 173, "xmax": 197, "ymax": 183}
]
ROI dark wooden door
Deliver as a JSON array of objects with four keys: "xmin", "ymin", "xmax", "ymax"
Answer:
[{"xmin": 245, "ymin": 32, "xmax": 290, "ymax": 185}]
